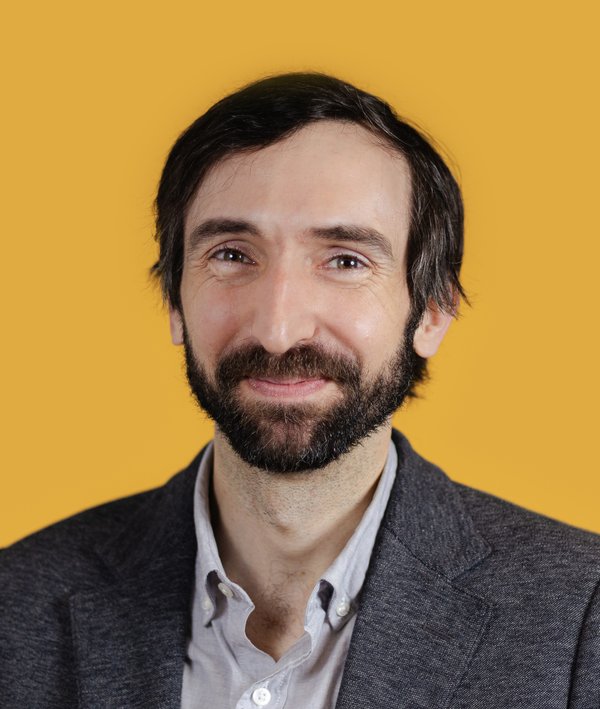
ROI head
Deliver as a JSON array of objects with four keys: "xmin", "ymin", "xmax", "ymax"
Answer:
[{"xmin": 153, "ymin": 73, "xmax": 465, "ymax": 472}]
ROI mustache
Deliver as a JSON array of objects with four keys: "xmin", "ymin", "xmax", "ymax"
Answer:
[{"xmin": 215, "ymin": 343, "xmax": 361, "ymax": 386}]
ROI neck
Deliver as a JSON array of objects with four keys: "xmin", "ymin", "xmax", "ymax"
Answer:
[{"xmin": 210, "ymin": 425, "xmax": 391, "ymax": 656}]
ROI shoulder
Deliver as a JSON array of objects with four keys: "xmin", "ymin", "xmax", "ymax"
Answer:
[
  {"xmin": 390, "ymin": 432, "xmax": 600, "ymax": 702},
  {"xmin": 456, "ymin": 481, "xmax": 600, "ymax": 573},
  {"xmin": 0, "ymin": 447, "xmax": 203, "ymax": 611},
  {"xmin": 0, "ymin": 489, "xmax": 151, "ymax": 705},
  {"xmin": 1, "ymin": 488, "xmax": 155, "ymax": 596},
  {"xmin": 449, "ymin": 475, "xmax": 600, "ymax": 703},
  {"xmin": 390, "ymin": 428, "xmax": 600, "ymax": 622},
  {"xmin": 391, "ymin": 429, "xmax": 600, "ymax": 571},
  {"xmin": 0, "ymin": 456, "xmax": 201, "ymax": 705}
]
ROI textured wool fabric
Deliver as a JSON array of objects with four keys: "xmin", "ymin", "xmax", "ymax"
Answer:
[{"xmin": 1, "ymin": 430, "xmax": 599, "ymax": 708}]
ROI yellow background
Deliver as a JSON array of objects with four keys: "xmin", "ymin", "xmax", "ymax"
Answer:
[{"xmin": 2, "ymin": 0, "xmax": 599, "ymax": 546}]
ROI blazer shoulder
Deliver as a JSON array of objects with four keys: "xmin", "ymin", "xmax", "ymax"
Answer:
[
  {"xmin": 0, "ymin": 486, "xmax": 159, "ymax": 704},
  {"xmin": 456, "ymin": 481, "xmax": 600, "ymax": 572},
  {"xmin": 390, "ymin": 429, "xmax": 600, "ymax": 585},
  {"xmin": 0, "ymin": 449, "xmax": 201, "ymax": 596},
  {"xmin": 1, "ymin": 486, "xmax": 158, "ymax": 598},
  {"xmin": 0, "ymin": 455, "xmax": 202, "ymax": 707},
  {"xmin": 449, "ymin": 482, "xmax": 600, "ymax": 704}
]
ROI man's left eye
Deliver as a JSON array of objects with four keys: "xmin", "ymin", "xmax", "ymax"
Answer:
[{"xmin": 329, "ymin": 255, "xmax": 366, "ymax": 270}]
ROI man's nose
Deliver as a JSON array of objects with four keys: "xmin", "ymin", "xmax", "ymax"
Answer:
[{"xmin": 249, "ymin": 267, "xmax": 318, "ymax": 354}]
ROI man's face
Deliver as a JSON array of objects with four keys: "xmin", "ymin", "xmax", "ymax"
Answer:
[{"xmin": 170, "ymin": 121, "xmax": 448, "ymax": 471}]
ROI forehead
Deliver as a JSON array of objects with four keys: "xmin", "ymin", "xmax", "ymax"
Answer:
[{"xmin": 185, "ymin": 121, "xmax": 412, "ymax": 241}]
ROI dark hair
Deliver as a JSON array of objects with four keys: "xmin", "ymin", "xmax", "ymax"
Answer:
[{"xmin": 153, "ymin": 72, "xmax": 465, "ymax": 323}]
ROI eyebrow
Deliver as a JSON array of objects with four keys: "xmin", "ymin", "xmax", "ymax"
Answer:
[
  {"xmin": 187, "ymin": 218, "xmax": 394, "ymax": 260},
  {"xmin": 310, "ymin": 225, "xmax": 393, "ymax": 260}
]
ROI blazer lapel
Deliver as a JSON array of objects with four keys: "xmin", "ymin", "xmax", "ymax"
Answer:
[
  {"xmin": 69, "ymin": 452, "xmax": 202, "ymax": 709},
  {"xmin": 335, "ymin": 432, "xmax": 492, "ymax": 709}
]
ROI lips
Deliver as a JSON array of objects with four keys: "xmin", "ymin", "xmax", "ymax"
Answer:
[
  {"xmin": 244, "ymin": 376, "xmax": 330, "ymax": 399},
  {"xmin": 214, "ymin": 342, "xmax": 360, "ymax": 396}
]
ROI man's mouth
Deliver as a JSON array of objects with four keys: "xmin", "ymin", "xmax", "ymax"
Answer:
[{"xmin": 243, "ymin": 376, "xmax": 330, "ymax": 399}]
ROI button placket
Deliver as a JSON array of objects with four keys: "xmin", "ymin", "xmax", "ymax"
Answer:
[{"xmin": 239, "ymin": 659, "xmax": 294, "ymax": 709}]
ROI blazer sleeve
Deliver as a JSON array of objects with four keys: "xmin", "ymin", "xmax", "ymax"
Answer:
[{"xmin": 569, "ymin": 576, "xmax": 600, "ymax": 708}]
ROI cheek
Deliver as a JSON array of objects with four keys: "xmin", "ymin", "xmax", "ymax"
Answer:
[
  {"xmin": 324, "ymin": 285, "xmax": 410, "ymax": 365},
  {"xmin": 339, "ymin": 312, "xmax": 395, "ymax": 357},
  {"xmin": 183, "ymin": 288, "xmax": 245, "ymax": 363}
]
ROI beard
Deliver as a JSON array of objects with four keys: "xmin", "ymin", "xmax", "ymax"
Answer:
[{"xmin": 182, "ymin": 315, "xmax": 424, "ymax": 473}]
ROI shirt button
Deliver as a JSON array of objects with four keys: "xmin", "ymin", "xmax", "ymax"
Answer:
[
  {"xmin": 336, "ymin": 599, "xmax": 351, "ymax": 617},
  {"xmin": 201, "ymin": 596, "xmax": 213, "ymax": 612},
  {"xmin": 218, "ymin": 582, "xmax": 234, "ymax": 598},
  {"xmin": 251, "ymin": 687, "xmax": 272, "ymax": 706}
]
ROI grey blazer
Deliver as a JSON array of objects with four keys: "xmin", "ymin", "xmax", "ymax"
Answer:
[{"xmin": 1, "ymin": 430, "xmax": 599, "ymax": 708}]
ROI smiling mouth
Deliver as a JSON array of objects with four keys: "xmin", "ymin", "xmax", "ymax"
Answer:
[{"xmin": 243, "ymin": 376, "xmax": 331, "ymax": 399}]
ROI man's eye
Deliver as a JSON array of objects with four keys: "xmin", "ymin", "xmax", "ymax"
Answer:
[
  {"xmin": 211, "ymin": 248, "xmax": 253, "ymax": 265},
  {"xmin": 329, "ymin": 254, "xmax": 366, "ymax": 270}
]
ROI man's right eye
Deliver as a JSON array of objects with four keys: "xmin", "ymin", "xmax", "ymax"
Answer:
[{"xmin": 211, "ymin": 248, "xmax": 254, "ymax": 265}]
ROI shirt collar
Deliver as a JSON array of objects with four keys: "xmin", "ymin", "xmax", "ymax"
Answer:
[
  {"xmin": 192, "ymin": 439, "xmax": 398, "ymax": 630},
  {"xmin": 192, "ymin": 442, "xmax": 228, "ymax": 625},
  {"xmin": 319, "ymin": 441, "xmax": 397, "ymax": 630}
]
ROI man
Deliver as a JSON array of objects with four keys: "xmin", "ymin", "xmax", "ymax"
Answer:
[{"xmin": 1, "ymin": 73, "xmax": 599, "ymax": 709}]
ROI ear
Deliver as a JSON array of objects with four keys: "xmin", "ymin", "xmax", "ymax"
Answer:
[
  {"xmin": 412, "ymin": 301, "xmax": 453, "ymax": 358},
  {"xmin": 168, "ymin": 305, "xmax": 184, "ymax": 346}
]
